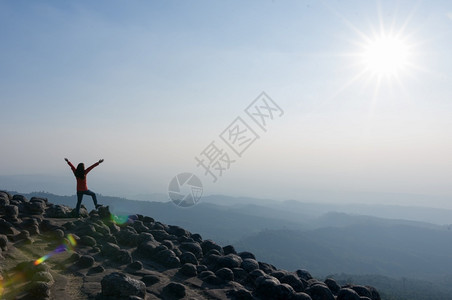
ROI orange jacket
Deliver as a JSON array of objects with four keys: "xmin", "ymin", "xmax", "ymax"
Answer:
[{"xmin": 67, "ymin": 161, "xmax": 99, "ymax": 192}]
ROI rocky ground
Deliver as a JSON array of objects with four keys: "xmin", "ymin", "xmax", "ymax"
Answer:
[{"xmin": 0, "ymin": 190, "xmax": 381, "ymax": 300}]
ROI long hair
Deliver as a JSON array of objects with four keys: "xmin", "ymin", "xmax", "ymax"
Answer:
[{"xmin": 75, "ymin": 163, "xmax": 85, "ymax": 179}]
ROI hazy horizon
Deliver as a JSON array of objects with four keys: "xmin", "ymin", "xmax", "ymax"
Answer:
[{"xmin": 1, "ymin": 1, "xmax": 452, "ymax": 209}]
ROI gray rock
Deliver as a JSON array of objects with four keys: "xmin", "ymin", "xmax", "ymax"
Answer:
[
  {"xmin": 241, "ymin": 258, "xmax": 259, "ymax": 273},
  {"xmin": 228, "ymin": 288, "xmax": 253, "ymax": 300},
  {"xmin": 191, "ymin": 233, "xmax": 203, "ymax": 243},
  {"xmin": 367, "ymin": 286, "xmax": 381, "ymax": 300},
  {"xmin": 201, "ymin": 239, "xmax": 223, "ymax": 255},
  {"xmin": 0, "ymin": 219, "xmax": 15, "ymax": 235},
  {"xmin": 196, "ymin": 264, "xmax": 208, "ymax": 273},
  {"xmin": 28, "ymin": 281, "xmax": 51, "ymax": 298},
  {"xmin": 80, "ymin": 235, "xmax": 97, "ymax": 247},
  {"xmin": 223, "ymin": 245, "xmax": 237, "ymax": 255},
  {"xmin": 167, "ymin": 225, "xmax": 190, "ymax": 237},
  {"xmin": 203, "ymin": 274, "xmax": 222, "ymax": 285},
  {"xmin": 271, "ymin": 270, "xmax": 288, "ymax": 279},
  {"xmin": 180, "ymin": 251, "xmax": 198, "ymax": 265},
  {"xmin": 274, "ymin": 283, "xmax": 296, "ymax": 299},
  {"xmin": 255, "ymin": 276, "xmax": 281, "ymax": 299},
  {"xmin": 154, "ymin": 249, "xmax": 180, "ymax": 268},
  {"xmin": 0, "ymin": 191, "xmax": 12, "ymax": 199},
  {"xmin": 0, "ymin": 234, "xmax": 8, "ymax": 251},
  {"xmin": 199, "ymin": 270, "xmax": 215, "ymax": 279},
  {"xmin": 40, "ymin": 220, "xmax": 63, "ymax": 233},
  {"xmin": 16, "ymin": 230, "xmax": 31, "ymax": 241},
  {"xmin": 238, "ymin": 251, "xmax": 256, "ymax": 260},
  {"xmin": 232, "ymin": 267, "xmax": 249, "ymax": 283},
  {"xmin": 132, "ymin": 220, "xmax": 149, "ymax": 233},
  {"xmin": 180, "ymin": 263, "xmax": 197, "ymax": 277},
  {"xmin": 32, "ymin": 271, "xmax": 54, "ymax": 284},
  {"xmin": 136, "ymin": 232, "xmax": 155, "ymax": 246},
  {"xmin": 292, "ymin": 293, "xmax": 313, "ymax": 300},
  {"xmin": 115, "ymin": 228, "xmax": 138, "ymax": 246},
  {"xmin": 77, "ymin": 255, "xmax": 95, "ymax": 268},
  {"xmin": 149, "ymin": 229, "xmax": 171, "ymax": 242},
  {"xmin": 141, "ymin": 274, "xmax": 160, "ymax": 286},
  {"xmin": 137, "ymin": 240, "xmax": 160, "ymax": 257},
  {"xmin": 101, "ymin": 272, "xmax": 146, "ymax": 298},
  {"xmin": 259, "ymin": 261, "xmax": 276, "ymax": 274},
  {"xmin": 296, "ymin": 269, "xmax": 313, "ymax": 281},
  {"xmin": 216, "ymin": 267, "xmax": 234, "ymax": 281},
  {"xmin": 180, "ymin": 242, "xmax": 203, "ymax": 258},
  {"xmin": 92, "ymin": 222, "xmax": 111, "ymax": 236},
  {"xmin": 306, "ymin": 284, "xmax": 335, "ymax": 300},
  {"xmin": 27, "ymin": 201, "xmax": 45, "ymax": 215},
  {"xmin": 142, "ymin": 216, "xmax": 154, "ymax": 223},
  {"xmin": 101, "ymin": 242, "xmax": 132, "ymax": 265},
  {"xmin": 217, "ymin": 254, "xmax": 242, "ymax": 269},
  {"xmin": 127, "ymin": 261, "xmax": 143, "ymax": 271},
  {"xmin": 5, "ymin": 205, "xmax": 19, "ymax": 218},
  {"xmin": 45, "ymin": 204, "xmax": 72, "ymax": 218},
  {"xmin": 13, "ymin": 194, "xmax": 28, "ymax": 202},
  {"xmin": 115, "ymin": 249, "xmax": 133, "ymax": 265},
  {"xmin": 88, "ymin": 265, "xmax": 105, "ymax": 274},
  {"xmin": 337, "ymin": 288, "xmax": 361, "ymax": 300},
  {"xmin": 351, "ymin": 285, "xmax": 373, "ymax": 299},
  {"xmin": 102, "ymin": 242, "xmax": 120, "ymax": 256},
  {"xmin": 281, "ymin": 274, "xmax": 305, "ymax": 292},
  {"xmin": 97, "ymin": 205, "xmax": 111, "ymax": 219},
  {"xmin": 163, "ymin": 282, "xmax": 186, "ymax": 298},
  {"xmin": 325, "ymin": 278, "xmax": 340, "ymax": 295},
  {"xmin": 0, "ymin": 193, "xmax": 10, "ymax": 209},
  {"xmin": 162, "ymin": 240, "xmax": 175, "ymax": 250},
  {"xmin": 248, "ymin": 269, "xmax": 267, "ymax": 283}
]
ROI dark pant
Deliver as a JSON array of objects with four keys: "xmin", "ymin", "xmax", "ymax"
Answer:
[{"xmin": 76, "ymin": 190, "xmax": 97, "ymax": 216}]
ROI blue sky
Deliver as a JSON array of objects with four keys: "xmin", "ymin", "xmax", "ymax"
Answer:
[{"xmin": 1, "ymin": 1, "xmax": 452, "ymax": 207}]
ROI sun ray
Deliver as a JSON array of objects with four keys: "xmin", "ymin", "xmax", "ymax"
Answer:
[{"xmin": 313, "ymin": 1, "xmax": 448, "ymax": 118}]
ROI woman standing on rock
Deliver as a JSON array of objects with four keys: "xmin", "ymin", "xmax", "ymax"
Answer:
[{"xmin": 65, "ymin": 158, "xmax": 103, "ymax": 217}]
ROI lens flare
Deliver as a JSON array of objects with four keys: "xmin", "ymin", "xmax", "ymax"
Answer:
[
  {"xmin": 34, "ymin": 254, "xmax": 52, "ymax": 266},
  {"xmin": 111, "ymin": 214, "xmax": 131, "ymax": 225},
  {"xmin": 33, "ymin": 234, "xmax": 78, "ymax": 266},
  {"xmin": 1, "ymin": 272, "xmax": 26, "ymax": 294},
  {"xmin": 67, "ymin": 234, "xmax": 77, "ymax": 247}
]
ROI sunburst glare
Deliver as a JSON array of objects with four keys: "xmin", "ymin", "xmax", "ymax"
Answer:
[
  {"xmin": 325, "ymin": 2, "xmax": 424, "ymax": 111},
  {"xmin": 361, "ymin": 34, "xmax": 411, "ymax": 78}
]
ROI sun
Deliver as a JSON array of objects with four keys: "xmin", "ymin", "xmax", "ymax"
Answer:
[{"xmin": 361, "ymin": 34, "xmax": 411, "ymax": 78}]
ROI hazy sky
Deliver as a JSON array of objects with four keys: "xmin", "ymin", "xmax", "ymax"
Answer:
[{"xmin": 1, "ymin": 1, "xmax": 451, "ymax": 207}]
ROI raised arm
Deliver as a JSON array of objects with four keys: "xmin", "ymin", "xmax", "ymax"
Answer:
[
  {"xmin": 85, "ymin": 159, "xmax": 104, "ymax": 174},
  {"xmin": 64, "ymin": 158, "xmax": 76, "ymax": 172}
]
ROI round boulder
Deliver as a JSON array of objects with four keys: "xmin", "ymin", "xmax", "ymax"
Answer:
[
  {"xmin": 241, "ymin": 258, "xmax": 259, "ymax": 273},
  {"xmin": 101, "ymin": 272, "xmax": 146, "ymax": 298},
  {"xmin": 163, "ymin": 282, "xmax": 186, "ymax": 299},
  {"xmin": 324, "ymin": 278, "xmax": 340, "ymax": 294},
  {"xmin": 141, "ymin": 274, "xmax": 160, "ymax": 286},
  {"xmin": 306, "ymin": 284, "xmax": 335, "ymax": 300},
  {"xmin": 77, "ymin": 255, "xmax": 95, "ymax": 268},
  {"xmin": 32, "ymin": 271, "xmax": 54, "ymax": 284},
  {"xmin": 337, "ymin": 288, "xmax": 361, "ymax": 300},
  {"xmin": 296, "ymin": 269, "xmax": 313, "ymax": 281},
  {"xmin": 180, "ymin": 263, "xmax": 197, "ymax": 277},
  {"xmin": 215, "ymin": 267, "xmax": 234, "ymax": 281},
  {"xmin": 180, "ymin": 242, "xmax": 203, "ymax": 258},
  {"xmin": 180, "ymin": 251, "xmax": 198, "ymax": 265},
  {"xmin": 281, "ymin": 274, "xmax": 305, "ymax": 292}
]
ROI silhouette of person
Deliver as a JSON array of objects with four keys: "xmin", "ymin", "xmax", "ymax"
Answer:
[{"xmin": 65, "ymin": 158, "xmax": 103, "ymax": 217}]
